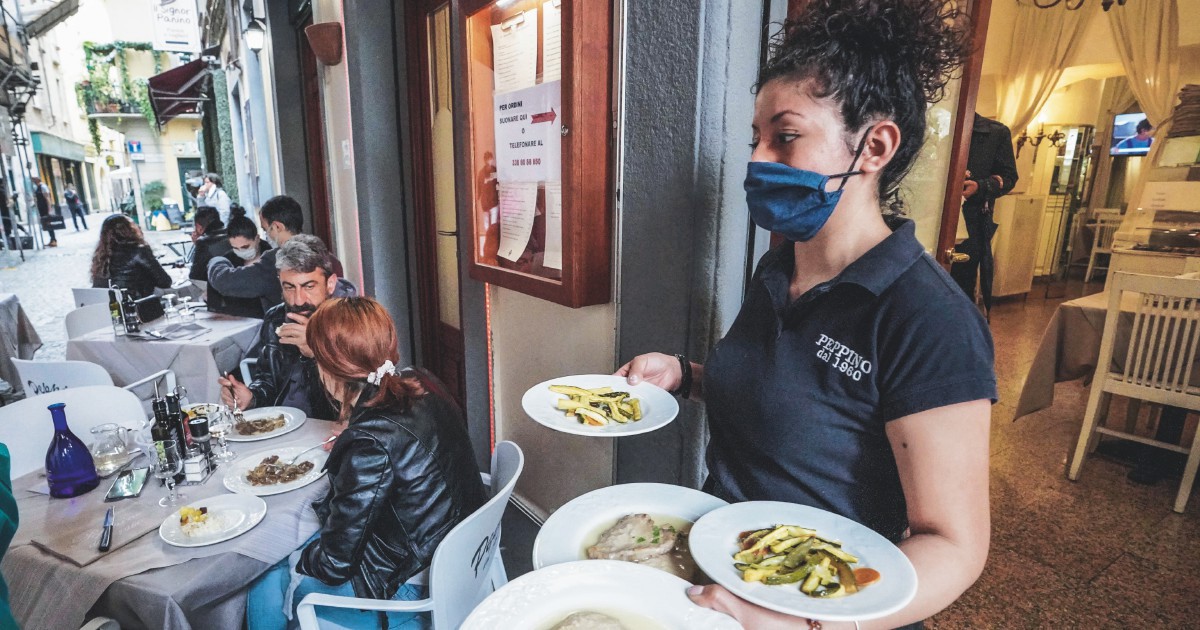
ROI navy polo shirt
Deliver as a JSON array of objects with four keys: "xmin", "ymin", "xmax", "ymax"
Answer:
[{"xmin": 704, "ymin": 220, "xmax": 996, "ymax": 542}]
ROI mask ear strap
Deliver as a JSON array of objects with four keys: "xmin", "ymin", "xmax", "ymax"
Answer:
[{"xmin": 834, "ymin": 126, "xmax": 875, "ymax": 191}]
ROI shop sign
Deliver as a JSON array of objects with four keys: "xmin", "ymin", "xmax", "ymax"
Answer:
[
  {"xmin": 493, "ymin": 80, "xmax": 562, "ymax": 183},
  {"xmin": 152, "ymin": 0, "xmax": 202, "ymax": 54}
]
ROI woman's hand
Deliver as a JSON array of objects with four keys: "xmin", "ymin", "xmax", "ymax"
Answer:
[
  {"xmin": 615, "ymin": 352, "xmax": 681, "ymax": 390},
  {"xmin": 324, "ymin": 421, "xmax": 347, "ymax": 451},
  {"xmin": 687, "ymin": 585, "xmax": 853, "ymax": 629}
]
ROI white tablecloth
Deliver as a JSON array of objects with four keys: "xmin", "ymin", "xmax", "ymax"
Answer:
[
  {"xmin": 2, "ymin": 418, "xmax": 334, "ymax": 630},
  {"xmin": 0, "ymin": 292, "xmax": 43, "ymax": 392},
  {"xmin": 66, "ymin": 311, "xmax": 261, "ymax": 403}
]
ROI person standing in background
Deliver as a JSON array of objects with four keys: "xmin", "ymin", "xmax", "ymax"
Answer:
[
  {"xmin": 196, "ymin": 173, "xmax": 232, "ymax": 224},
  {"xmin": 64, "ymin": 184, "xmax": 88, "ymax": 231},
  {"xmin": 31, "ymin": 176, "xmax": 56, "ymax": 247}
]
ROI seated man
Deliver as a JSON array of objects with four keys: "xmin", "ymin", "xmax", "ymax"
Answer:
[
  {"xmin": 259, "ymin": 194, "xmax": 346, "ymax": 278},
  {"xmin": 218, "ymin": 235, "xmax": 352, "ymax": 418},
  {"xmin": 188, "ymin": 206, "xmax": 230, "ymax": 290}
]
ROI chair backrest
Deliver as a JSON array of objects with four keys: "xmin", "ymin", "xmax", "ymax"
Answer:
[
  {"xmin": 1092, "ymin": 210, "xmax": 1123, "ymax": 251},
  {"xmin": 66, "ymin": 303, "xmax": 112, "ymax": 339},
  {"xmin": 71, "ymin": 287, "xmax": 110, "ymax": 308},
  {"xmin": 427, "ymin": 441, "xmax": 524, "ymax": 629},
  {"xmin": 0, "ymin": 386, "xmax": 145, "ymax": 477},
  {"xmin": 11, "ymin": 359, "xmax": 115, "ymax": 397},
  {"xmin": 1100, "ymin": 273, "xmax": 1200, "ymax": 400}
]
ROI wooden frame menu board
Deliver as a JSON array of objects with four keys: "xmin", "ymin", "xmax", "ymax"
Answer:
[{"xmin": 462, "ymin": 0, "xmax": 613, "ymax": 307}]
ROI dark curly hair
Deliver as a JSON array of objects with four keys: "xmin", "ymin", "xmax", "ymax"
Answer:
[
  {"xmin": 757, "ymin": 0, "xmax": 971, "ymax": 215},
  {"xmin": 90, "ymin": 214, "xmax": 146, "ymax": 284}
]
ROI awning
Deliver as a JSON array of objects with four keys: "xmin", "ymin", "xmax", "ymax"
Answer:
[
  {"xmin": 147, "ymin": 53, "xmax": 214, "ymax": 126},
  {"xmin": 30, "ymin": 132, "xmax": 85, "ymax": 162}
]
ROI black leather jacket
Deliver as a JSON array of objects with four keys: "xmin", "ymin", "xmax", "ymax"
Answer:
[
  {"xmin": 246, "ymin": 303, "xmax": 337, "ymax": 418},
  {"xmin": 189, "ymin": 228, "xmax": 230, "ymax": 282},
  {"xmin": 92, "ymin": 244, "xmax": 172, "ymax": 320},
  {"xmin": 297, "ymin": 372, "xmax": 487, "ymax": 599}
]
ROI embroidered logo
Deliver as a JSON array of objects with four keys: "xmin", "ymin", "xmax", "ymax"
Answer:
[{"xmin": 815, "ymin": 334, "xmax": 873, "ymax": 382}]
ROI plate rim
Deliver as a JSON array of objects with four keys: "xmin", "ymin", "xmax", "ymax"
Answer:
[
  {"xmin": 532, "ymin": 482, "xmax": 728, "ymax": 570},
  {"xmin": 157, "ymin": 494, "xmax": 268, "ymax": 548},
  {"xmin": 521, "ymin": 374, "xmax": 679, "ymax": 438},
  {"xmin": 221, "ymin": 444, "xmax": 329, "ymax": 496},
  {"xmin": 688, "ymin": 501, "xmax": 918, "ymax": 622},
  {"xmin": 225, "ymin": 406, "xmax": 308, "ymax": 442}
]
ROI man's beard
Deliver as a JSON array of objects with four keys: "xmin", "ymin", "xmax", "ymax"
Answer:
[{"xmin": 287, "ymin": 303, "xmax": 317, "ymax": 316}]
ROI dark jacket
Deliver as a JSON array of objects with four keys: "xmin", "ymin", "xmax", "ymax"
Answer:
[
  {"xmin": 297, "ymin": 371, "xmax": 487, "ymax": 599},
  {"xmin": 206, "ymin": 242, "xmax": 271, "ymax": 319},
  {"xmin": 246, "ymin": 302, "xmax": 337, "ymax": 417},
  {"xmin": 189, "ymin": 227, "xmax": 231, "ymax": 282},
  {"xmin": 964, "ymin": 114, "xmax": 1019, "ymax": 214},
  {"xmin": 92, "ymin": 244, "xmax": 172, "ymax": 321},
  {"xmin": 207, "ymin": 246, "xmax": 283, "ymax": 315}
]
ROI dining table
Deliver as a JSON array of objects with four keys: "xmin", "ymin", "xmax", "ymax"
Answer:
[
  {"xmin": 0, "ymin": 292, "xmax": 43, "ymax": 395},
  {"xmin": 1, "ymin": 417, "xmax": 334, "ymax": 630},
  {"xmin": 66, "ymin": 310, "xmax": 261, "ymax": 403}
]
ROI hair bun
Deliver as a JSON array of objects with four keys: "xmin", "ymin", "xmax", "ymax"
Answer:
[{"xmin": 229, "ymin": 205, "xmax": 247, "ymax": 219}]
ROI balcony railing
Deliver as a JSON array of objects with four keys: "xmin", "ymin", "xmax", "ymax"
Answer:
[{"xmin": 82, "ymin": 95, "xmax": 141, "ymax": 116}]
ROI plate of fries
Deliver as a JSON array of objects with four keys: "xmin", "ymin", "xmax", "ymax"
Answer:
[{"xmin": 521, "ymin": 374, "xmax": 679, "ymax": 437}]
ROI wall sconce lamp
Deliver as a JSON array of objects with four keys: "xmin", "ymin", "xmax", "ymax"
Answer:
[
  {"xmin": 1046, "ymin": 128, "xmax": 1067, "ymax": 148},
  {"xmin": 244, "ymin": 19, "xmax": 267, "ymax": 53},
  {"xmin": 1015, "ymin": 125, "xmax": 1046, "ymax": 159}
]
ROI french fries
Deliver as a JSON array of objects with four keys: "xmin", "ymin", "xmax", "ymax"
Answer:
[
  {"xmin": 733, "ymin": 525, "xmax": 872, "ymax": 598},
  {"xmin": 550, "ymin": 384, "xmax": 643, "ymax": 426}
]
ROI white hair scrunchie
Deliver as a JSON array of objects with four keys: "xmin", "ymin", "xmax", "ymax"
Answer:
[{"xmin": 365, "ymin": 360, "xmax": 396, "ymax": 386}]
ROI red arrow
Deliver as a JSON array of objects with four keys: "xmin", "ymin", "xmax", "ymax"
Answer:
[{"xmin": 531, "ymin": 108, "xmax": 557, "ymax": 124}]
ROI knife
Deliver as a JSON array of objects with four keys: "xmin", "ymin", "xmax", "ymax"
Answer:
[{"xmin": 98, "ymin": 507, "xmax": 115, "ymax": 552}]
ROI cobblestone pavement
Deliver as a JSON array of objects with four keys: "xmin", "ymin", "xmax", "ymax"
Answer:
[{"xmin": 1, "ymin": 212, "xmax": 189, "ymax": 395}]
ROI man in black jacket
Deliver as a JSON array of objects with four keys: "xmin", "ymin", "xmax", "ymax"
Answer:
[
  {"xmin": 950, "ymin": 113, "xmax": 1019, "ymax": 314},
  {"xmin": 217, "ymin": 235, "xmax": 349, "ymax": 417}
]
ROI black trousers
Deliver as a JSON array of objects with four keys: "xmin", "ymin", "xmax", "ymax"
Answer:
[
  {"xmin": 69, "ymin": 206, "xmax": 88, "ymax": 230},
  {"xmin": 950, "ymin": 202, "xmax": 995, "ymax": 300}
]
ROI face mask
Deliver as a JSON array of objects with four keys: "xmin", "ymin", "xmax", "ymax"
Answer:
[
  {"xmin": 744, "ymin": 128, "xmax": 872, "ymax": 242},
  {"xmin": 264, "ymin": 230, "xmax": 278, "ymax": 248},
  {"xmin": 232, "ymin": 246, "xmax": 258, "ymax": 260}
]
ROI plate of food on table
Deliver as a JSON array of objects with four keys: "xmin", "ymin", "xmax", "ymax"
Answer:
[
  {"xmin": 533, "ymin": 483, "xmax": 727, "ymax": 582},
  {"xmin": 461, "ymin": 560, "xmax": 741, "ymax": 630},
  {"xmin": 687, "ymin": 501, "xmax": 918, "ymax": 622},
  {"xmin": 223, "ymin": 445, "xmax": 329, "ymax": 496},
  {"xmin": 158, "ymin": 494, "xmax": 268, "ymax": 548},
  {"xmin": 521, "ymin": 375, "xmax": 679, "ymax": 437},
  {"xmin": 224, "ymin": 406, "xmax": 307, "ymax": 442}
]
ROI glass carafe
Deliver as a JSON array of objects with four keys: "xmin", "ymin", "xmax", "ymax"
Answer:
[
  {"xmin": 45, "ymin": 403, "xmax": 101, "ymax": 498},
  {"xmin": 88, "ymin": 423, "xmax": 130, "ymax": 476}
]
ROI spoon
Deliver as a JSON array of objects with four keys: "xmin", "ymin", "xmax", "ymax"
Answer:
[{"xmin": 287, "ymin": 436, "xmax": 337, "ymax": 466}]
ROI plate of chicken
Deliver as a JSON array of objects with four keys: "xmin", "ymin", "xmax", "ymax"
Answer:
[{"xmin": 222, "ymin": 445, "xmax": 328, "ymax": 496}]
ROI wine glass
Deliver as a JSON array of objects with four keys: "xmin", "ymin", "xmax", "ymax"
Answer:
[
  {"xmin": 160, "ymin": 293, "xmax": 179, "ymax": 322},
  {"xmin": 152, "ymin": 439, "xmax": 186, "ymax": 507},
  {"xmin": 208, "ymin": 407, "xmax": 237, "ymax": 463}
]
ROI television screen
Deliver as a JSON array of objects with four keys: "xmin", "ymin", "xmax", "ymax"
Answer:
[{"xmin": 1110, "ymin": 113, "xmax": 1152, "ymax": 156}]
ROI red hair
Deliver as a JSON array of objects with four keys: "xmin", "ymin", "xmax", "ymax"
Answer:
[{"xmin": 306, "ymin": 297, "xmax": 425, "ymax": 423}]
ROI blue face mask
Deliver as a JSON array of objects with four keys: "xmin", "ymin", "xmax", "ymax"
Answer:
[{"xmin": 744, "ymin": 129, "xmax": 871, "ymax": 242}]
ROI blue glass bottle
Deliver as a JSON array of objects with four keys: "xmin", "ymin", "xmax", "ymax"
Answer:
[{"xmin": 45, "ymin": 403, "xmax": 100, "ymax": 498}]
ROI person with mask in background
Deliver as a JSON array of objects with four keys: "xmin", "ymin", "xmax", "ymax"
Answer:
[
  {"xmin": 620, "ymin": 2, "xmax": 995, "ymax": 628},
  {"xmin": 207, "ymin": 206, "xmax": 275, "ymax": 318},
  {"xmin": 218, "ymin": 235, "xmax": 353, "ymax": 419},
  {"xmin": 196, "ymin": 173, "xmax": 232, "ymax": 224},
  {"xmin": 188, "ymin": 206, "xmax": 230, "ymax": 291},
  {"xmin": 259, "ymin": 194, "xmax": 345, "ymax": 278}
]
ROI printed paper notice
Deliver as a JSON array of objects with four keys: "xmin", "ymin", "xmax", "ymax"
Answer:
[
  {"xmin": 542, "ymin": 1, "xmax": 562, "ymax": 82},
  {"xmin": 497, "ymin": 182, "xmax": 538, "ymax": 262},
  {"xmin": 494, "ymin": 81, "xmax": 562, "ymax": 183},
  {"xmin": 544, "ymin": 182, "xmax": 563, "ymax": 270},
  {"xmin": 490, "ymin": 10, "xmax": 538, "ymax": 93}
]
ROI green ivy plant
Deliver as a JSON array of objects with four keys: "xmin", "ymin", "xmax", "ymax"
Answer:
[
  {"xmin": 77, "ymin": 41, "xmax": 161, "ymax": 131},
  {"xmin": 141, "ymin": 180, "xmax": 167, "ymax": 213}
]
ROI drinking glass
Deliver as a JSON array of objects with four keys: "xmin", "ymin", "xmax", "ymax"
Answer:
[
  {"xmin": 208, "ymin": 408, "xmax": 237, "ymax": 463},
  {"xmin": 152, "ymin": 439, "xmax": 186, "ymax": 507},
  {"xmin": 179, "ymin": 300, "xmax": 199, "ymax": 323},
  {"xmin": 160, "ymin": 293, "xmax": 179, "ymax": 322}
]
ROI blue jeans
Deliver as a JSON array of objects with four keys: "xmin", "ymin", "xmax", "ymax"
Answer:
[{"xmin": 247, "ymin": 551, "xmax": 429, "ymax": 630}]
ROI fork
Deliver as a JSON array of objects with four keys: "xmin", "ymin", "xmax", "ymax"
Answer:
[{"xmin": 286, "ymin": 436, "xmax": 337, "ymax": 466}]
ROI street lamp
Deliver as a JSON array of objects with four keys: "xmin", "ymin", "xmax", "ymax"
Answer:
[{"xmin": 244, "ymin": 19, "xmax": 266, "ymax": 53}]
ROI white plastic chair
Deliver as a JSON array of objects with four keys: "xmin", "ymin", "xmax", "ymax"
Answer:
[
  {"xmin": 1068, "ymin": 273, "xmax": 1200, "ymax": 512},
  {"xmin": 1084, "ymin": 209, "xmax": 1122, "ymax": 283},
  {"xmin": 65, "ymin": 303, "xmax": 112, "ymax": 339},
  {"xmin": 11, "ymin": 359, "xmax": 176, "ymax": 402},
  {"xmin": 0, "ymin": 385, "xmax": 146, "ymax": 477},
  {"xmin": 71, "ymin": 287, "xmax": 110, "ymax": 308},
  {"xmin": 239, "ymin": 358, "xmax": 257, "ymax": 385},
  {"xmin": 298, "ymin": 441, "xmax": 525, "ymax": 629}
]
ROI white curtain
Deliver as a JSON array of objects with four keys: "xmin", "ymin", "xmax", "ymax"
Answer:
[
  {"xmin": 996, "ymin": 1, "xmax": 1098, "ymax": 136},
  {"xmin": 1108, "ymin": 0, "xmax": 1180, "ymax": 128},
  {"xmin": 1087, "ymin": 76, "xmax": 1138, "ymax": 216}
]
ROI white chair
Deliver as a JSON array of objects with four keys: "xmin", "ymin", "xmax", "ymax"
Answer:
[
  {"xmin": 11, "ymin": 359, "xmax": 176, "ymax": 402},
  {"xmin": 298, "ymin": 441, "xmax": 525, "ymax": 629},
  {"xmin": 1084, "ymin": 209, "xmax": 1123, "ymax": 283},
  {"xmin": 0, "ymin": 385, "xmax": 146, "ymax": 477},
  {"xmin": 1068, "ymin": 273, "xmax": 1200, "ymax": 513},
  {"xmin": 71, "ymin": 287, "xmax": 110, "ymax": 308},
  {"xmin": 239, "ymin": 358, "xmax": 257, "ymax": 385},
  {"xmin": 65, "ymin": 304, "xmax": 112, "ymax": 339}
]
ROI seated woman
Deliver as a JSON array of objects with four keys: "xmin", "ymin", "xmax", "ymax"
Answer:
[
  {"xmin": 90, "ymin": 214, "xmax": 172, "ymax": 321},
  {"xmin": 206, "ymin": 206, "xmax": 272, "ymax": 318},
  {"xmin": 247, "ymin": 297, "xmax": 487, "ymax": 630},
  {"xmin": 188, "ymin": 205, "xmax": 229, "ymax": 287}
]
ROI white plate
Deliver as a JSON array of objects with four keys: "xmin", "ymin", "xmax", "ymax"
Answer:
[
  {"xmin": 222, "ymin": 445, "xmax": 329, "ymax": 496},
  {"xmin": 533, "ymin": 483, "xmax": 727, "ymax": 570},
  {"xmin": 225, "ymin": 406, "xmax": 307, "ymax": 442},
  {"xmin": 688, "ymin": 502, "xmax": 918, "ymax": 622},
  {"xmin": 158, "ymin": 494, "xmax": 268, "ymax": 548},
  {"xmin": 461, "ymin": 560, "xmax": 742, "ymax": 630},
  {"xmin": 521, "ymin": 375, "xmax": 679, "ymax": 437}
]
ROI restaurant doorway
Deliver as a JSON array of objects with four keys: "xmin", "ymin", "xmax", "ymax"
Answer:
[{"xmin": 407, "ymin": 1, "xmax": 466, "ymax": 405}]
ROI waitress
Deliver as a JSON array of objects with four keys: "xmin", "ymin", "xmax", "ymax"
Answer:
[{"xmin": 619, "ymin": 1, "xmax": 994, "ymax": 628}]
